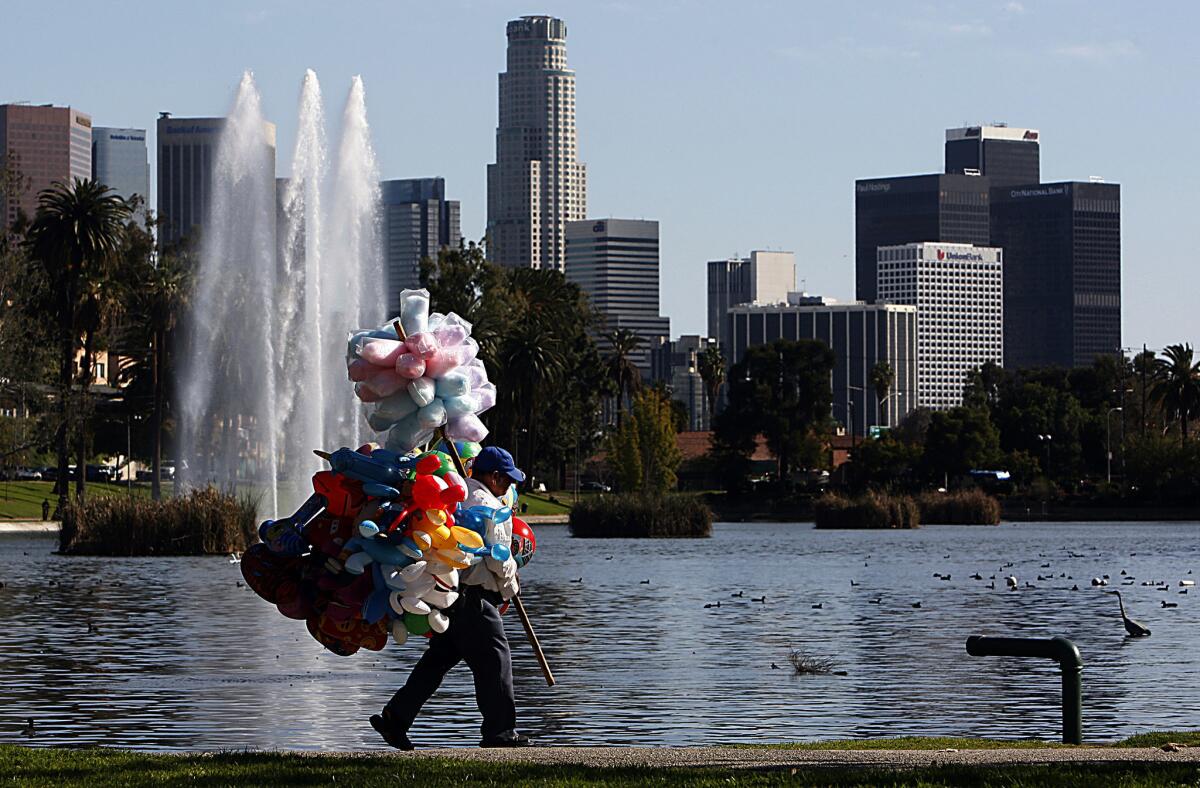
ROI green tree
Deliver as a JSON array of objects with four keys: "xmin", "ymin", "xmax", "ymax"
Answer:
[
  {"xmin": 716, "ymin": 339, "xmax": 835, "ymax": 481},
  {"xmin": 607, "ymin": 388, "xmax": 681, "ymax": 495},
  {"xmin": 921, "ymin": 406, "xmax": 1002, "ymax": 483},
  {"xmin": 696, "ymin": 344, "xmax": 725, "ymax": 425},
  {"xmin": 1152, "ymin": 343, "xmax": 1200, "ymax": 443},
  {"xmin": 24, "ymin": 179, "xmax": 130, "ymax": 509}
]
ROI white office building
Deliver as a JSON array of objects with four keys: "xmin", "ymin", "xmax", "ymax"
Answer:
[
  {"xmin": 706, "ymin": 250, "xmax": 795, "ymax": 351},
  {"xmin": 93, "ymin": 127, "xmax": 150, "ymax": 224},
  {"xmin": 876, "ymin": 242, "xmax": 1003, "ymax": 410}
]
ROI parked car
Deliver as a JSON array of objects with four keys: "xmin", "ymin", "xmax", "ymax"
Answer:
[
  {"xmin": 580, "ymin": 481, "xmax": 611, "ymax": 492},
  {"xmin": 15, "ymin": 467, "xmax": 43, "ymax": 481}
]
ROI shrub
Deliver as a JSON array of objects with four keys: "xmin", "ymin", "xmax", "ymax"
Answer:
[
  {"xmin": 568, "ymin": 493, "xmax": 712, "ymax": 538},
  {"xmin": 59, "ymin": 487, "xmax": 259, "ymax": 555},
  {"xmin": 918, "ymin": 489, "xmax": 1001, "ymax": 525},
  {"xmin": 813, "ymin": 491, "xmax": 919, "ymax": 529}
]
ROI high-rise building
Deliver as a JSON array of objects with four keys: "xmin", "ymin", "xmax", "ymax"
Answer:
[
  {"xmin": 565, "ymin": 218, "xmax": 669, "ymax": 378},
  {"xmin": 157, "ymin": 113, "xmax": 275, "ymax": 247},
  {"xmin": 877, "ymin": 242, "xmax": 1003, "ymax": 410},
  {"xmin": 156, "ymin": 115, "xmax": 224, "ymax": 247},
  {"xmin": 854, "ymin": 173, "xmax": 991, "ymax": 303},
  {"xmin": 487, "ymin": 15, "xmax": 587, "ymax": 271},
  {"xmin": 92, "ymin": 127, "xmax": 150, "ymax": 224},
  {"xmin": 706, "ymin": 251, "xmax": 795, "ymax": 351},
  {"xmin": 991, "ymin": 181, "xmax": 1121, "ymax": 368},
  {"xmin": 728, "ymin": 296, "xmax": 917, "ymax": 436},
  {"xmin": 0, "ymin": 104, "xmax": 92, "ymax": 226},
  {"xmin": 381, "ymin": 178, "xmax": 462, "ymax": 315},
  {"xmin": 945, "ymin": 125, "xmax": 1040, "ymax": 187},
  {"xmin": 651, "ymin": 334, "xmax": 716, "ymax": 431}
]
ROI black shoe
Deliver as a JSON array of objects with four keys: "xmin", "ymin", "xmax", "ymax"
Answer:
[
  {"xmin": 480, "ymin": 730, "xmax": 532, "ymax": 748},
  {"xmin": 370, "ymin": 714, "xmax": 414, "ymax": 750}
]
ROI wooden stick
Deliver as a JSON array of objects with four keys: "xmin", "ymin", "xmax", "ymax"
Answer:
[
  {"xmin": 392, "ymin": 319, "xmax": 407, "ymax": 341},
  {"xmin": 313, "ymin": 449, "xmax": 332, "ymax": 461},
  {"xmin": 437, "ymin": 427, "xmax": 556, "ymax": 687}
]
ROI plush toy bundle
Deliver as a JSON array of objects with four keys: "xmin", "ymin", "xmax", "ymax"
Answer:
[
  {"xmin": 241, "ymin": 441, "xmax": 536, "ymax": 656},
  {"xmin": 346, "ymin": 288, "xmax": 496, "ymax": 453}
]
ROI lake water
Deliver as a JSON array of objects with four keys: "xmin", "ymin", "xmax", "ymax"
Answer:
[{"xmin": 0, "ymin": 521, "xmax": 1197, "ymax": 750}]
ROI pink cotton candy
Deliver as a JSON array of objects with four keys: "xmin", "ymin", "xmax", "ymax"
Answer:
[
  {"xmin": 396, "ymin": 352, "xmax": 426, "ymax": 379},
  {"xmin": 364, "ymin": 368, "xmax": 408, "ymax": 398},
  {"xmin": 359, "ymin": 338, "xmax": 406, "ymax": 367},
  {"xmin": 423, "ymin": 348, "xmax": 460, "ymax": 379},
  {"xmin": 433, "ymin": 322, "xmax": 468, "ymax": 348},
  {"xmin": 474, "ymin": 382, "xmax": 497, "ymax": 413},
  {"xmin": 347, "ymin": 358, "xmax": 373, "ymax": 382},
  {"xmin": 405, "ymin": 332, "xmax": 439, "ymax": 360}
]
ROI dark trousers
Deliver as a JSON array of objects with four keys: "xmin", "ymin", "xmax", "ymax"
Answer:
[{"xmin": 384, "ymin": 586, "xmax": 516, "ymax": 739}]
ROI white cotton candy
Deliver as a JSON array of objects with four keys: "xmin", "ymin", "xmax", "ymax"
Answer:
[
  {"xmin": 460, "ymin": 359, "xmax": 489, "ymax": 388},
  {"xmin": 408, "ymin": 377, "xmax": 436, "ymax": 407},
  {"xmin": 416, "ymin": 398, "xmax": 448, "ymax": 429},
  {"xmin": 376, "ymin": 390, "xmax": 419, "ymax": 422},
  {"xmin": 399, "ymin": 289, "xmax": 430, "ymax": 336}
]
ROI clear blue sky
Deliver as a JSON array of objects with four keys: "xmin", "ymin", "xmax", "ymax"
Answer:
[{"xmin": 4, "ymin": 0, "xmax": 1197, "ymax": 351}]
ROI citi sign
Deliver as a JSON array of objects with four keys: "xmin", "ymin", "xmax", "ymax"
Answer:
[{"xmin": 935, "ymin": 249, "xmax": 983, "ymax": 262}]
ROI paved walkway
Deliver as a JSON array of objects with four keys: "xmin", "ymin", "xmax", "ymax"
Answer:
[
  {"xmin": 374, "ymin": 745, "xmax": 1200, "ymax": 769},
  {"xmin": 0, "ymin": 520, "xmax": 58, "ymax": 533}
]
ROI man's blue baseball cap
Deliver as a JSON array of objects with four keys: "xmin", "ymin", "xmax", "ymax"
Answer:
[{"xmin": 472, "ymin": 446, "xmax": 526, "ymax": 483}]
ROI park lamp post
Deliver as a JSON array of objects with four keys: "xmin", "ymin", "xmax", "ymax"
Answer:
[
  {"xmin": 1106, "ymin": 407, "xmax": 1123, "ymax": 484},
  {"xmin": 878, "ymin": 391, "xmax": 906, "ymax": 428}
]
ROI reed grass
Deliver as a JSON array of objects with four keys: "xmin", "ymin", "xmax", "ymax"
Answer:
[
  {"xmin": 918, "ymin": 489, "xmax": 1002, "ymax": 525},
  {"xmin": 813, "ymin": 491, "xmax": 920, "ymax": 529},
  {"xmin": 568, "ymin": 493, "xmax": 712, "ymax": 538},
  {"xmin": 59, "ymin": 487, "xmax": 259, "ymax": 555}
]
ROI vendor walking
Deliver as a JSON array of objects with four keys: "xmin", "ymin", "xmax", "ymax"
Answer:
[{"xmin": 371, "ymin": 446, "xmax": 532, "ymax": 749}]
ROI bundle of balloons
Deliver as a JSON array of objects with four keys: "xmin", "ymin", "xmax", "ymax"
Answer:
[
  {"xmin": 241, "ymin": 441, "xmax": 536, "ymax": 656},
  {"xmin": 347, "ymin": 288, "xmax": 496, "ymax": 453}
]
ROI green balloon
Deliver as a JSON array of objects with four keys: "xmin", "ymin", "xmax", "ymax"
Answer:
[{"xmin": 403, "ymin": 611, "xmax": 431, "ymax": 635}]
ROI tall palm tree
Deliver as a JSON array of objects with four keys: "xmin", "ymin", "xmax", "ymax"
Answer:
[
  {"xmin": 25, "ymin": 179, "xmax": 130, "ymax": 510},
  {"xmin": 132, "ymin": 248, "xmax": 191, "ymax": 499},
  {"xmin": 1152, "ymin": 343, "xmax": 1200, "ymax": 443},
  {"xmin": 696, "ymin": 343, "xmax": 725, "ymax": 427},
  {"xmin": 603, "ymin": 328, "xmax": 643, "ymax": 427}
]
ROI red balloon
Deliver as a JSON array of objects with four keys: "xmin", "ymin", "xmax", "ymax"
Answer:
[{"xmin": 511, "ymin": 517, "xmax": 536, "ymax": 568}]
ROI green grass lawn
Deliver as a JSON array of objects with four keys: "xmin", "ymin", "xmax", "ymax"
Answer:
[
  {"xmin": 2, "ymin": 745, "xmax": 1199, "ymax": 787},
  {"xmin": 519, "ymin": 492, "xmax": 573, "ymax": 516},
  {"xmin": 0, "ymin": 480, "xmax": 171, "ymax": 520}
]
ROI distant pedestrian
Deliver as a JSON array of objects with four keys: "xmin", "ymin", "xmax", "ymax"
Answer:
[{"xmin": 41, "ymin": 499, "xmax": 50, "ymax": 521}]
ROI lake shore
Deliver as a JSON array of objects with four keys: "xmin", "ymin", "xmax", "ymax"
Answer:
[{"xmin": 4, "ymin": 740, "xmax": 1200, "ymax": 787}]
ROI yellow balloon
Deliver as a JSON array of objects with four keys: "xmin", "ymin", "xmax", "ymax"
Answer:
[
  {"xmin": 451, "ymin": 526, "xmax": 484, "ymax": 550},
  {"xmin": 437, "ymin": 548, "xmax": 471, "ymax": 569},
  {"xmin": 425, "ymin": 509, "xmax": 448, "ymax": 526}
]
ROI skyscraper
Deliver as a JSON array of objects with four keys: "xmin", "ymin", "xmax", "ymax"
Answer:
[
  {"xmin": 706, "ymin": 251, "xmax": 795, "ymax": 351},
  {"xmin": 728, "ymin": 297, "xmax": 917, "ymax": 435},
  {"xmin": 92, "ymin": 127, "xmax": 150, "ymax": 223},
  {"xmin": 565, "ymin": 218, "xmax": 669, "ymax": 378},
  {"xmin": 487, "ymin": 15, "xmax": 587, "ymax": 271},
  {"xmin": 991, "ymin": 181, "xmax": 1121, "ymax": 368},
  {"xmin": 156, "ymin": 115, "xmax": 224, "ymax": 247},
  {"xmin": 381, "ymin": 178, "xmax": 462, "ymax": 315},
  {"xmin": 0, "ymin": 104, "xmax": 92, "ymax": 227},
  {"xmin": 945, "ymin": 125, "xmax": 1040, "ymax": 187},
  {"xmin": 877, "ymin": 242, "xmax": 1003, "ymax": 410},
  {"xmin": 854, "ymin": 173, "xmax": 991, "ymax": 302}
]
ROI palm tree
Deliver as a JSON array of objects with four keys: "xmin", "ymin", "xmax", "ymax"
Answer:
[
  {"xmin": 131, "ymin": 248, "xmax": 191, "ymax": 499},
  {"xmin": 870, "ymin": 360, "xmax": 894, "ymax": 426},
  {"xmin": 25, "ymin": 179, "xmax": 130, "ymax": 509},
  {"xmin": 603, "ymin": 328, "xmax": 643, "ymax": 427},
  {"xmin": 696, "ymin": 344, "xmax": 726, "ymax": 427},
  {"xmin": 1152, "ymin": 343, "xmax": 1200, "ymax": 443}
]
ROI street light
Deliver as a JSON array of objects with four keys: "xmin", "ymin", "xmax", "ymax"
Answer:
[
  {"xmin": 878, "ymin": 391, "xmax": 906, "ymax": 428},
  {"xmin": 1106, "ymin": 407, "xmax": 1123, "ymax": 484}
]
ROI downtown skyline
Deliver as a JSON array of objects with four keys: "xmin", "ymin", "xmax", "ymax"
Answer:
[{"xmin": 1, "ymin": 0, "xmax": 1195, "ymax": 352}]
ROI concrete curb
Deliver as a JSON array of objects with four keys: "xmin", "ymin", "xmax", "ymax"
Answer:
[{"xmin": 0, "ymin": 521, "xmax": 59, "ymax": 533}]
